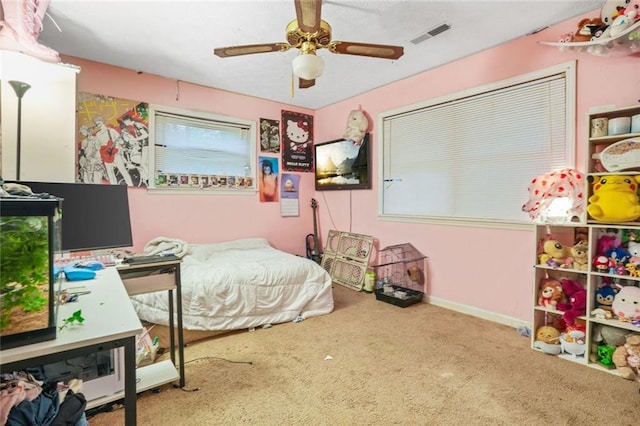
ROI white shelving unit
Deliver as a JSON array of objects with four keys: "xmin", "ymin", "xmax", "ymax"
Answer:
[{"xmin": 531, "ymin": 103, "xmax": 640, "ymax": 381}]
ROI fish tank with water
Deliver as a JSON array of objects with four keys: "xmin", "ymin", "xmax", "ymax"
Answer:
[{"xmin": 1, "ymin": 197, "xmax": 60, "ymax": 350}]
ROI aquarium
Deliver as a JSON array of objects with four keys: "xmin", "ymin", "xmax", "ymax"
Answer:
[{"xmin": 1, "ymin": 197, "xmax": 60, "ymax": 349}]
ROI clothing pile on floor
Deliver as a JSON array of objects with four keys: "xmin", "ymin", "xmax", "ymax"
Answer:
[{"xmin": 0, "ymin": 371, "xmax": 87, "ymax": 425}]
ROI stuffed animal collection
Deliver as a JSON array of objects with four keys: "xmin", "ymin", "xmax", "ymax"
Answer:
[
  {"xmin": 558, "ymin": 0, "xmax": 639, "ymax": 44},
  {"xmin": 612, "ymin": 334, "xmax": 640, "ymax": 380}
]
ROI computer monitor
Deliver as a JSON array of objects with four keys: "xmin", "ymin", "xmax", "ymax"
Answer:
[{"xmin": 13, "ymin": 181, "xmax": 133, "ymax": 252}]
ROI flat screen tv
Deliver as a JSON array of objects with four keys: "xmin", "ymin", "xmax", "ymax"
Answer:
[
  {"xmin": 12, "ymin": 181, "xmax": 133, "ymax": 252},
  {"xmin": 314, "ymin": 133, "xmax": 370, "ymax": 191}
]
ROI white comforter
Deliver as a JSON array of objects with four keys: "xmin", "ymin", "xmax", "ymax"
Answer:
[{"xmin": 129, "ymin": 238, "xmax": 334, "ymax": 330}]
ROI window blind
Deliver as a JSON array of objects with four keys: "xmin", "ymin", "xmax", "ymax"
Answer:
[
  {"xmin": 152, "ymin": 109, "xmax": 253, "ymax": 182},
  {"xmin": 381, "ymin": 63, "xmax": 575, "ymax": 224}
]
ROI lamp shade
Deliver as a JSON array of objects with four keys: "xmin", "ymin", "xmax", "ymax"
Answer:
[{"xmin": 292, "ymin": 53, "xmax": 324, "ymax": 80}]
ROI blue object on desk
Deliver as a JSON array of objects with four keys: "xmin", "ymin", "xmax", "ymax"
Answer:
[
  {"xmin": 63, "ymin": 267, "xmax": 96, "ymax": 281},
  {"xmin": 75, "ymin": 260, "xmax": 105, "ymax": 270}
]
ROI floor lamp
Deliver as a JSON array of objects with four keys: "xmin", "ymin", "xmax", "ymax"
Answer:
[{"xmin": 8, "ymin": 80, "xmax": 31, "ymax": 181}]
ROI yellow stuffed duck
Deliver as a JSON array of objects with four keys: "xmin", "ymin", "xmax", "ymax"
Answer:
[{"xmin": 587, "ymin": 175, "xmax": 640, "ymax": 223}]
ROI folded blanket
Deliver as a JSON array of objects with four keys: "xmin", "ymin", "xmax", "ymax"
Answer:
[{"xmin": 143, "ymin": 236, "xmax": 189, "ymax": 258}]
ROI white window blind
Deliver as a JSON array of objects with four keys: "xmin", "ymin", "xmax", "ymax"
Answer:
[
  {"xmin": 380, "ymin": 62, "xmax": 575, "ymax": 224},
  {"xmin": 149, "ymin": 105, "xmax": 256, "ymax": 191}
]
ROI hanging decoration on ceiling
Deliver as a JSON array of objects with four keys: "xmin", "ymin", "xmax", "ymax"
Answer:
[
  {"xmin": 0, "ymin": 0, "xmax": 60, "ymax": 63},
  {"xmin": 76, "ymin": 92, "xmax": 149, "ymax": 187},
  {"xmin": 281, "ymin": 110, "xmax": 314, "ymax": 172}
]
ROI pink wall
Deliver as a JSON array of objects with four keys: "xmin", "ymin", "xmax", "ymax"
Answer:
[
  {"xmin": 66, "ymin": 58, "xmax": 316, "ymax": 255},
  {"xmin": 66, "ymin": 10, "xmax": 639, "ymax": 323},
  {"xmin": 314, "ymin": 12, "xmax": 640, "ymax": 322}
]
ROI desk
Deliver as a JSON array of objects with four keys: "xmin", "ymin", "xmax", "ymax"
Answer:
[
  {"xmin": 0, "ymin": 267, "xmax": 142, "ymax": 425},
  {"xmin": 117, "ymin": 257, "xmax": 185, "ymax": 388}
]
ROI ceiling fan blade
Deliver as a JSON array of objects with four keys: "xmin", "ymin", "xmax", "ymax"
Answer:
[
  {"xmin": 214, "ymin": 43, "xmax": 291, "ymax": 58},
  {"xmin": 295, "ymin": 0, "xmax": 322, "ymax": 34},
  {"xmin": 328, "ymin": 41, "xmax": 404, "ymax": 60},
  {"xmin": 299, "ymin": 78, "xmax": 316, "ymax": 89}
]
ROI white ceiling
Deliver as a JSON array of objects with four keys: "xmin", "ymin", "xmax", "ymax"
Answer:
[{"xmin": 39, "ymin": 0, "xmax": 604, "ymax": 110}]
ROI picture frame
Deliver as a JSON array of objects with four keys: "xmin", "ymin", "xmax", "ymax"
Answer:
[{"xmin": 314, "ymin": 133, "xmax": 370, "ymax": 191}]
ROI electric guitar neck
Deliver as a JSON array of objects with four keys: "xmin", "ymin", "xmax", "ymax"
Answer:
[{"xmin": 310, "ymin": 198, "xmax": 322, "ymax": 263}]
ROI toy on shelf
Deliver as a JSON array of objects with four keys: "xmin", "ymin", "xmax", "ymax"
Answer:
[
  {"xmin": 594, "ymin": 283, "xmax": 617, "ymax": 311},
  {"xmin": 533, "ymin": 325, "xmax": 562, "ymax": 355},
  {"xmin": 612, "ymin": 334, "xmax": 640, "ymax": 380},
  {"xmin": 611, "ymin": 284, "xmax": 640, "ymax": 321},
  {"xmin": 569, "ymin": 241, "xmax": 589, "ymax": 270},
  {"xmin": 539, "ymin": 239, "xmax": 571, "ymax": 268},
  {"xmin": 559, "ymin": 330, "xmax": 587, "ymax": 358},
  {"xmin": 586, "ymin": 175, "xmax": 640, "ymax": 223},
  {"xmin": 538, "ymin": 278, "xmax": 564, "ymax": 308},
  {"xmin": 556, "ymin": 279, "xmax": 587, "ymax": 327},
  {"xmin": 539, "ymin": 0, "xmax": 640, "ymax": 57},
  {"xmin": 596, "ymin": 228, "xmax": 621, "ymax": 256}
]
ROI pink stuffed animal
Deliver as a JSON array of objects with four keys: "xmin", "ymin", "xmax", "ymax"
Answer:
[
  {"xmin": 556, "ymin": 279, "xmax": 587, "ymax": 327},
  {"xmin": 612, "ymin": 285, "xmax": 640, "ymax": 322}
]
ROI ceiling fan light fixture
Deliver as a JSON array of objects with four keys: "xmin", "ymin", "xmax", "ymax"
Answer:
[{"xmin": 292, "ymin": 52, "xmax": 324, "ymax": 80}]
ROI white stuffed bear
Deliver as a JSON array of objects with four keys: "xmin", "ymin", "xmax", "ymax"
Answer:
[{"xmin": 343, "ymin": 109, "xmax": 369, "ymax": 145}]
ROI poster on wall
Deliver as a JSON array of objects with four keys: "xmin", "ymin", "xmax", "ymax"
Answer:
[
  {"xmin": 259, "ymin": 156, "xmax": 279, "ymax": 202},
  {"xmin": 280, "ymin": 173, "xmax": 300, "ymax": 217},
  {"xmin": 260, "ymin": 118, "xmax": 280, "ymax": 153},
  {"xmin": 77, "ymin": 92, "xmax": 149, "ymax": 187},
  {"xmin": 281, "ymin": 110, "xmax": 313, "ymax": 172}
]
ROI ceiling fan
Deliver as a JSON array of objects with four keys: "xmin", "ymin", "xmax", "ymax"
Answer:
[{"xmin": 213, "ymin": 0, "xmax": 404, "ymax": 89}]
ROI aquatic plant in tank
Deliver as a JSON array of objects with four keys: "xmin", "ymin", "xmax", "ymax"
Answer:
[{"xmin": 0, "ymin": 198, "xmax": 58, "ymax": 349}]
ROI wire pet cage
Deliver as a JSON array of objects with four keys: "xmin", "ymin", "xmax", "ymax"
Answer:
[{"xmin": 373, "ymin": 243, "xmax": 427, "ymax": 307}]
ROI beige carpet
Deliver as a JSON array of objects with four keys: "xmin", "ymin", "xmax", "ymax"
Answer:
[{"xmin": 88, "ymin": 285, "xmax": 640, "ymax": 425}]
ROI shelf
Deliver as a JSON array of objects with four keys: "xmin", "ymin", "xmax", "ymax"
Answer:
[
  {"xmin": 86, "ymin": 359, "xmax": 179, "ymax": 410},
  {"xmin": 539, "ymin": 21, "xmax": 640, "ymax": 56},
  {"xmin": 589, "ymin": 132, "xmax": 640, "ymax": 144}
]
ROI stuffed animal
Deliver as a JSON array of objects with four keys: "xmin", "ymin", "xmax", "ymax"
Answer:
[
  {"xmin": 612, "ymin": 334, "xmax": 640, "ymax": 380},
  {"xmin": 587, "ymin": 175, "xmax": 640, "ymax": 223},
  {"xmin": 595, "ymin": 284, "xmax": 617, "ymax": 311},
  {"xmin": 612, "ymin": 285, "xmax": 640, "ymax": 322},
  {"xmin": 539, "ymin": 239, "xmax": 571, "ymax": 267},
  {"xmin": 538, "ymin": 278, "xmax": 563, "ymax": 308},
  {"xmin": 571, "ymin": 17, "xmax": 607, "ymax": 41},
  {"xmin": 627, "ymin": 241, "xmax": 640, "ymax": 266},
  {"xmin": 596, "ymin": 228, "xmax": 621, "ymax": 256},
  {"xmin": 533, "ymin": 326, "xmax": 562, "ymax": 355},
  {"xmin": 343, "ymin": 109, "xmax": 369, "ymax": 145},
  {"xmin": 556, "ymin": 279, "xmax": 587, "ymax": 327},
  {"xmin": 569, "ymin": 241, "xmax": 589, "ymax": 271}
]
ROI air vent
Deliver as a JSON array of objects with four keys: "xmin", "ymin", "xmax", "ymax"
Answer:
[{"xmin": 410, "ymin": 23, "xmax": 451, "ymax": 45}]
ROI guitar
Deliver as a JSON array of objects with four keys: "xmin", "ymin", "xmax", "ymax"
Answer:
[{"xmin": 308, "ymin": 198, "xmax": 322, "ymax": 264}]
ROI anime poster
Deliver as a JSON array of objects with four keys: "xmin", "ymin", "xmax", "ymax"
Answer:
[
  {"xmin": 281, "ymin": 110, "xmax": 313, "ymax": 172},
  {"xmin": 258, "ymin": 156, "xmax": 279, "ymax": 202},
  {"xmin": 260, "ymin": 118, "xmax": 280, "ymax": 153},
  {"xmin": 77, "ymin": 92, "xmax": 149, "ymax": 187}
]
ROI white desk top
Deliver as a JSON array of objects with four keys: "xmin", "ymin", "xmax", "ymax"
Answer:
[{"xmin": 0, "ymin": 267, "xmax": 143, "ymax": 365}]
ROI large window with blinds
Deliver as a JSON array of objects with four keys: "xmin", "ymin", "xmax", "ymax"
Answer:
[
  {"xmin": 148, "ymin": 105, "xmax": 256, "ymax": 192},
  {"xmin": 379, "ymin": 61, "xmax": 576, "ymax": 226}
]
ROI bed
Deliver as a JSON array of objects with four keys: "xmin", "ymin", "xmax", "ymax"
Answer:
[{"xmin": 128, "ymin": 238, "xmax": 334, "ymax": 332}]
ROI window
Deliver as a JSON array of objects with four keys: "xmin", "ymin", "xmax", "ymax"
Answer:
[
  {"xmin": 379, "ymin": 61, "xmax": 576, "ymax": 226},
  {"xmin": 148, "ymin": 105, "xmax": 256, "ymax": 192}
]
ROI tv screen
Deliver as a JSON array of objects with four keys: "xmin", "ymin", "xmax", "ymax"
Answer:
[
  {"xmin": 13, "ymin": 181, "xmax": 133, "ymax": 252},
  {"xmin": 314, "ymin": 133, "xmax": 370, "ymax": 190}
]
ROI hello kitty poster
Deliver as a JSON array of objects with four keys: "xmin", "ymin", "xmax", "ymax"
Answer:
[{"xmin": 281, "ymin": 110, "xmax": 313, "ymax": 172}]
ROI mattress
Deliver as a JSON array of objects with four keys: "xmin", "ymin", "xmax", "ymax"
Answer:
[{"xmin": 129, "ymin": 238, "xmax": 334, "ymax": 331}]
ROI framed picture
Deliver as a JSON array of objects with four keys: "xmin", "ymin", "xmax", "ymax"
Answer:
[{"xmin": 314, "ymin": 133, "xmax": 370, "ymax": 191}]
